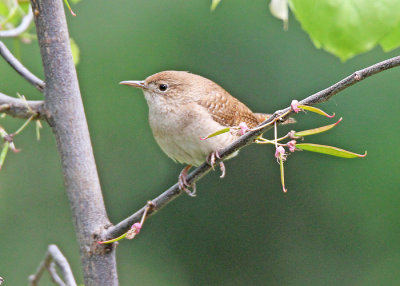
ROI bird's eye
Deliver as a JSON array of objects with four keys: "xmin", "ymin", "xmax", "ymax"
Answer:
[{"xmin": 159, "ymin": 84, "xmax": 168, "ymax": 91}]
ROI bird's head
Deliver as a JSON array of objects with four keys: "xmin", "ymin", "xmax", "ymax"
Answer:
[{"xmin": 120, "ymin": 70, "xmax": 219, "ymax": 106}]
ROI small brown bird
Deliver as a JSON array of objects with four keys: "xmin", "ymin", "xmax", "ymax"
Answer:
[{"xmin": 121, "ymin": 71, "xmax": 272, "ymax": 196}]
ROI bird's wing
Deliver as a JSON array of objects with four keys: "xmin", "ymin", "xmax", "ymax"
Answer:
[{"xmin": 197, "ymin": 90, "xmax": 260, "ymax": 128}]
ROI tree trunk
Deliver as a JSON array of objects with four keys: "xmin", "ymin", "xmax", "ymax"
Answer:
[{"xmin": 30, "ymin": 0, "xmax": 118, "ymax": 284}]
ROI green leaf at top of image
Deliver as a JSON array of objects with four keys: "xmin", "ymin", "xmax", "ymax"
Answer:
[
  {"xmin": 380, "ymin": 22, "xmax": 400, "ymax": 52},
  {"xmin": 289, "ymin": 0, "xmax": 400, "ymax": 61}
]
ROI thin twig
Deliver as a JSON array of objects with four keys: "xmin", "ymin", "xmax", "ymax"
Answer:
[
  {"xmin": 0, "ymin": 92, "xmax": 45, "ymax": 119},
  {"xmin": 48, "ymin": 263, "xmax": 67, "ymax": 286},
  {"xmin": 13, "ymin": 114, "xmax": 35, "ymax": 135},
  {"xmin": 104, "ymin": 55, "xmax": 400, "ymax": 239},
  {"xmin": 0, "ymin": 41, "xmax": 45, "ymax": 91},
  {"xmin": 28, "ymin": 244, "xmax": 77, "ymax": 286},
  {"xmin": 0, "ymin": 8, "xmax": 33, "ymax": 37}
]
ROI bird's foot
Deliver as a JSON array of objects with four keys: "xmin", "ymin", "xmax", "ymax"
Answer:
[
  {"xmin": 178, "ymin": 165, "xmax": 196, "ymax": 197},
  {"xmin": 207, "ymin": 150, "xmax": 220, "ymax": 168},
  {"xmin": 206, "ymin": 150, "xmax": 226, "ymax": 178}
]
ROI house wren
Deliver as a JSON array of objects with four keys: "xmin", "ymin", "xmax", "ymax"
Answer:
[{"xmin": 121, "ymin": 71, "xmax": 272, "ymax": 196}]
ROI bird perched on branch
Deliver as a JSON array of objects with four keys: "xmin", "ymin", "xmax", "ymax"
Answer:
[{"xmin": 121, "ymin": 71, "xmax": 281, "ymax": 196}]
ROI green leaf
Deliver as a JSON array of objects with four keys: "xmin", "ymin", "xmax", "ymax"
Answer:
[
  {"xmin": 210, "ymin": 0, "xmax": 221, "ymax": 11},
  {"xmin": 289, "ymin": 0, "xmax": 400, "ymax": 61},
  {"xmin": 70, "ymin": 38, "xmax": 80, "ymax": 66},
  {"xmin": 294, "ymin": 117, "xmax": 342, "ymax": 137},
  {"xmin": 18, "ymin": 2, "xmax": 31, "ymax": 14},
  {"xmin": 0, "ymin": 2, "xmax": 9, "ymax": 19},
  {"xmin": 0, "ymin": 142, "xmax": 9, "ymax": 171},
  {"xmin": 98, "ymin": 232, "xmax": 127, "ymax": 244},
  {"xmin": 381, "ymin": 22, "xmax": 400, "ymax": 51},
  {"xmin": 0, "ymin": 2, "xmax": 19, "ymax": 28},
  {"xmin": 0, "ymin": 0, "xmax": 31, "ymax": 32},
  {"xmin": 298, "ymin": 105, "xmax": 335, "ymax": 118},
  {"xmin": 200, "ymin": 127, "xmax": 230, "ymax": 140},
  {"xmin": 296, "ymin": 143, "xmax": 367, "ymax": 158}
]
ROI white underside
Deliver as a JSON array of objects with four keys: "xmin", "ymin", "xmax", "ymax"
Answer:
[{"xmin": 146, "ymin": 98, "xmax": 239, "ymax": 166}]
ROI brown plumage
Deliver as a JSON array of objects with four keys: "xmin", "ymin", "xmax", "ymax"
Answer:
[{"xmin": 197, "ymin": 89, "xmax": 262, "ymax": 129}]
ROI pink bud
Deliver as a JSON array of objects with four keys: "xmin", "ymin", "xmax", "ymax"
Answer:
[
  {"xmin": 239, "ymin": 122, "xmax": 249, "ymax": 135},
  {"xmin": 132, "ymin": 222, "xmax": 142, "ymax": 232},
  {"xmin": 126, "ymin": 223, "xmax": 142, "ymax": 240},
  {"xmin": 287, "ymin": 140, "xmax": 296, "ymax": 152},
  {"xmin": 291, "ymin": 100, "xmax": 301, "ymax": 113},
  {"xmin": 275, "ymin": 146, "xmax": 286, "ymax": 159}
]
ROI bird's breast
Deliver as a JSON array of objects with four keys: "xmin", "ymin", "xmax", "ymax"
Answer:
[{"xmin": 147, "ymin": 102, "xmax": 238, "ymax": 166}]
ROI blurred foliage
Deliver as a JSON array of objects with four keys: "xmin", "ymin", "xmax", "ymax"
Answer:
[
  {"xmin": 219, "ymin": 0, "xmax": 400, "ymax": 61},
  {"xmin": 0, "ymin": 0, "xmax": 80, "ymax": 65},
  {"xmin": 0, "ymin": 0, "xmax": 30, "ymax": 28},
  {"xmin": 1, "ymin": 0, "xmax": 400, "ymax": 285},
  {"xmin": 70, "ymin": 38, "xmax": 80, "ymax": 66},
  {"xmin": 289, "ymin": 0, "xmax": 400, "ymax": 61}
]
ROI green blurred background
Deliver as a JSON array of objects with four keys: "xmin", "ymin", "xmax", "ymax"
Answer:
[{"xmin": 1, "ymin": 0, "xmax": 400, "ymax": 285}]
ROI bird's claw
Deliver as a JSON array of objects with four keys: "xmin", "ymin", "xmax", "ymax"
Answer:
[
  {"xmin": 207, "ymin": 150, "xmax": 221, "ymax": 169},
  {"xmin": 219, "ymin": 161, "xmax": 226, "ymax": 178},
  {"xmin": 207, "ymin": 151, "xmax": 226, "ymax": 178},
  {"xmin": 178, "ymin": 165, "xmax": 196, "ymax": 197}
]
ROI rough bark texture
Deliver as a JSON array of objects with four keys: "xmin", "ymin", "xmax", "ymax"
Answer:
[
  {"xmin": 0, "ymin": 92, "xmax": 44, "ymax": 119},
  {"xmin": 30, "ymin": 0, "xmax": 118, "ymax": 285}
]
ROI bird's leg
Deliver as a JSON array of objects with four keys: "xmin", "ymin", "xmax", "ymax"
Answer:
[
  {"xmin": 206, "ymin": 150, "xmax": 226, "ymax": 178},
  {"xmin": 178, "ymin": 165, "xmax": 197, "ymax": 197}
]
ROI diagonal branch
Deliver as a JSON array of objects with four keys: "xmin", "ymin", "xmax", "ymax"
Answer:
[
  {"xmin": 0, "ymin": 41, "xmax": 45, "ymax": 92},
  {"xmin": 0, "ymin": 8, "xmax": 33, "ymax": 37},
  {"xmin": 0, "ymin": 92, "xmax": 45, "ymax": 119},
  {"xmin": 28, "ymin": 244, "xmax": 77, "ymax": 286},
  {"xmin": 104, "ymin": 55, "xmax": 400, "ymax": 239}
]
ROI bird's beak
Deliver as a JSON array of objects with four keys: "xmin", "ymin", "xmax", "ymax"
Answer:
[{"xmin": 119, "ymin": 80, "xmax": 147, "ymax": 89}]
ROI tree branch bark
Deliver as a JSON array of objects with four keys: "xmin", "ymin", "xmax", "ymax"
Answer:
[
  {"xmin": 0, "ymin": 92, "xmax": 44, "ymax": 119},
  {"xmin": 29, "ymin": 244, "xmax": 77, "ymax": 286},
  {"xmin": 30, "ymin": 0, "xmax": 118, "ymax": 285},
  {"xmin": 105, "ymin": 55, "xmax": 400, "ymax": 239},
  {"xmin": 0, "ymin": 41, "xmax": 45, "ymax": 92}
]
